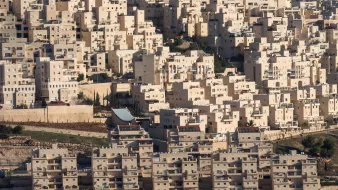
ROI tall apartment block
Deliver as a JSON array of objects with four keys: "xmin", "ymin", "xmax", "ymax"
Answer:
[
  {"xmin": 0, "ymin": 60, "xmax": 35, "ymax": 108},
  {"xmin": 271, "ymin": 150, "xmax": 320, "ymax": 190},
  {"xmin": 92, "ymin": 146, "xmax": 139, "ymax": 190},
  {"xmin": 35, "ymin": 57, "xmax": 78, "ymax": 102},
  {"xmin": 31, "ymin": 144, "xmax": 78, "ymax": 190}
]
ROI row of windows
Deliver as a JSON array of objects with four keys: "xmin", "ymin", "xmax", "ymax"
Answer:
[
  {"xmin": 42, "ymin": 84, "xmax": 77, "ymax": 88},
  {"xmin": 2, "ymin": 87, "xmax": 34, "ymax": 91}
]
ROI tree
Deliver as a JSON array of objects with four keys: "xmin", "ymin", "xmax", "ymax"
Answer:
[
  {"xmin": 309, "ymin": 138, "xmax": 323, "ymax": 156},
  {"xmin": 41, "ymin": 98, "xmax": 47, "ymax": 108},
  {"xmin": 321, "ymin": 138, "xmax": 336, "ymax": 158},
  {"xmin": 245, "ymin": 120, "xmax": 255, "ymax": 127},
  {"xmin": 302, "ymin": 135, "xmax": 316, "ymax": 150},
  {"xmin": 0, "ymin": 125, "xmax": 11, "ymax": 134},
  {"xmin": 12, "ymin": 126, "xmax": 23, "ymax": 134},
  {"xmin": 94, "ymin": 92, "xmax": 101, "ymax": 106},
  {"xmin": 16, "ymin": 104, "xmax": 28, "ymax": 109},
  {"xmin": 174, "ymin": 38, "xmax": 183, "ymax": 46},
  {"xmin": 77, "ymin": 92, "xmax": 84, "ymax": 99},
  {"xmin": 0, "ymin": 125, "xmax": 12, "ymax": 134},
  {"xmin": 83, "ymin": 98, "xmax": 94, "ymax": 105},
  {"xmin": 77, "ymin": 74, "xmax": 84, "ymax": 82},
  {"xmin": 309, "ymin": 144, "xmax": 321, "ymax": 156}
]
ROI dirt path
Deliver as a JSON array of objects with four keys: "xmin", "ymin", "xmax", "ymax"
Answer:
[
  {"xmin": 3, "ymin": 122, "xmax": 107, "ymax": 132},
  {"xmin": 22, "ymin": 125, "xmax": 107, "ymax": 138}
]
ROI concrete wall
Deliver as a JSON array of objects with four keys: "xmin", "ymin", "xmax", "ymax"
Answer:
[
  {"xmin": 79, "ymin": 83, "xmax": 111, "ymax": 106},
  {"xmin": 0, "ymin": 105, "xmax": 104, "ymax": 123},
  {"xmin": 320, "ymin": 186, "xmax": 338, "ymax": 190}
]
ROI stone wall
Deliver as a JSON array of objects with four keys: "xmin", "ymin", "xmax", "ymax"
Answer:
[
  {"xmin": 263, "ymin": 126, "xmax": 335, "ymax": 141},
  {"xmin": 79, "ymin": 83, "xmax": 111, "ymax": 106},
  {"xmin": 0, "ymin": 105, "xmax": 104, "ymax": 123}
]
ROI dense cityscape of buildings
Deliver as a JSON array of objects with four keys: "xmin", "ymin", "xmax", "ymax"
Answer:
[
  {"xmin": 29, "ymin": 127, "xmax": 320, "ymax": 190},
  {"xmin": 2, "ymin": 0, "xmax": 338, "ymax": 189}
]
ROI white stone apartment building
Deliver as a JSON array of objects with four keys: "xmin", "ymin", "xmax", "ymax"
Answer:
[
  {"xmin": 35, "ymin": 57, "xmax": 78, "ymax": 102},
  {"xmin": 225, "ymin": 100, "xmax": 270, "ymax": 129},
  {"xmin": 31, "ymin": 144, "xmax": 78, "ymax": 190},
  {"xmin": 92, "ymin": 146, "xmax": 139, "ymax": 190},
  {"xmin": 132, "ymin": 83, "xmax": 169, "ymax": 113},
  {"xmin": 198, "ymin": 104, "xmax": 240, "ymax": 133},
  {"xmin": 0, "ymin": 60, "xmax": 35, "ymax": 108}
]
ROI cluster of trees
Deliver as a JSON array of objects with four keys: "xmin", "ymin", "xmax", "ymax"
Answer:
[
  {"xmin": 77, "ymin": 92, "xmax": 93, "ymax": 105},
  {"xmin": 77, "ymin": 91, "xmax": 110, "ymax": 107},
  {"xmin": 0, "ymin": 125, "xmax": 24, "ymax": 138},
  {"xmin": 302, "ymin": 135, "xmax": 336, "ymax": 158}
]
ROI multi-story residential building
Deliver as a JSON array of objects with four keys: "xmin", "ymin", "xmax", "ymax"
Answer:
[
  {"xmin": 35, "ymin": 57, "xmax": 78, "ymax": 102},
  {"xmin": 198, "ymin": 104, "xmax": 240, "ymax": 133},
  {"xmin": 31, "ymin": 144, "xmax": 78, "ymax": 190},
  {"xmin": 271, "ymin": 150, "xmax": 320, "ymax": 190},
  {"xmin": 166, "ymin": 81, "xmax": 210, "ymax": 108},
  {"xmin": 0, "ymin": 10, "xmax": 17, "ymax": 41},
  {"xmin": 254, "ymin": 93, "xmax": 297, "ymax": 130},
  {"xmin": 212, "ymin": 152, "xmax": 259, "ymax": 190},
  {"xmin": 150, "ymin": 108, "xmax": 207, "ymax": 138},
  {"xmin": 109, "ymin": 124, "xmax": 153, "ymax": 155},
  {"xmin": 132, "ymin": 84, "xmax": 169, "ymax": 113},
  {"xmin": 92, "ymin": 146, "xmax": 139, "ymax": 190},
  {"xmin": 225, "ymin": 100, "xmax": 270, "ymax": 129},
  {"xmin": 134, "ymin": 49, "xmax": 214, "ymax": 88},
  {"xmin": 152, "ymin": 152, "xmax": 200, "ymax": 190},
  {"xmin": 199, "ymin": 78, "xmax": 232, "ymax": 105},
  {"xmin": 165, "ymin": 125, "xmax": 215, "ymax": 154},
  {"xmin": 0, "ymin": 60, "xmax": 35, "ymax": 108},
  {"xmin": 222, "ymin": 73, "xmax": 256, "ymax": 100},
  {"xmin": 109, "ymin": 124, "xmax": 153, "ymax": 179}
]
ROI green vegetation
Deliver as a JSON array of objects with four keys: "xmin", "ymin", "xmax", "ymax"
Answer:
[
  {"xmin": 77, "ymin": 92, "xmax": 85, "ymax": 99},
  {"xmin": 94, "ymin": 92, "xmax": 101, "ymax": 106},
  {"xmin": 16, "ymin": 104, "xmax": 28, "ymax": 109},
  {"xmin": 90, "ymin": 73, "xmax": 109, "ymax": 83},
  {"xmin": 77, "ymin": 91, "xmax": 94, "ymax": 105},
  {"xmin": 245, "ymin": 120, "xmax": 255, "ymax": 127},
  {"xmin": 0, "ymin": 125, "xmax": 24, "ymax": 137},
  {"xmin": 275, "ymin": 132, "xmax": 338, "ymax": 176},
  {"xmin": 12, "ymin": 125, "xmax": 24, "ymax": 134},
  {"xmin": 77, "ymin": 73, "xmax": 84, "ymax": 82},
  {"xmin": 41, "ymin": 98, "xmax": 47, "ymax": 108},
  {"xmin": 20, "ymin": 130, "xmax": 108, "ymax": 147},
  {"xmin": 188, "ymin": 38, "xmax": 233, "ymax": 73},
  {"xmin": 301, "ymin": 135, "xmax": 335, "ymax": 158},
  {"xmin": 174, "ymin": 38, "xmax": 183, "ymax": 46}
]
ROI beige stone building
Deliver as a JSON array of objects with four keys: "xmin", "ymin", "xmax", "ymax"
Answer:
[
  {"xmin": 0, "ymin": 60, "xmax": 35, "ymax": 108},
  {"xmin": 271, "ymin": 150, "xmax": 320, "ymax": 190},
  {"xmin": 225, "ymin": 100, "xmax": 270, "ymax": 129},
  {"xmin": 31, "ymin": 144, "xmax": 78, "ymax": 190},
  {"xmin": 35, "ymin": 57, "xmax": 78, "ymax": 102},
  {"xmin": 198, "ymin": 104, "xmax": 240, "ymax": 133},
  {"xmin": 166, "ymin": 81, "xmax": 210, "ymax": 108},
  {"xmin": 152, "ymin": 152, "xmax": 200, "ymax": 190},
  {"xmin": 92, "ymin": 146, "xmax": 139, "ymax": 190},
  {"xmin": 151, "ymin": 108, "xmax": 207, "ymax": 137},
  {"xmin": 134, "ymin": 49, "xmax": 214, "ymax": 89},
  {"xmin": 132, "ymin": 83, "xmax": 169, "ymax": 113}
]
